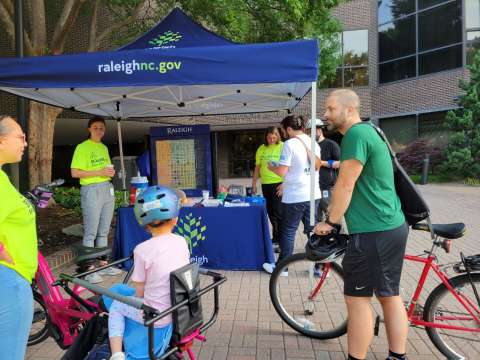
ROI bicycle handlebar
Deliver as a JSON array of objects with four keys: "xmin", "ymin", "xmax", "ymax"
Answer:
[{"xmin": 59, "ymin": 274, "xmax": 145, "ymax": 310}]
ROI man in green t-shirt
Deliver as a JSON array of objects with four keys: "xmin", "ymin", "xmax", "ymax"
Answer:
[{"xmin": 314, "ymin": 90, "xmax": 408, "ymax": 360}]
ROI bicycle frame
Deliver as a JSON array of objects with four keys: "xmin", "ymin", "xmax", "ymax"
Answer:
[
  {"xmin": 405, "ymin": 253, "xmax": 480, "ymax": 332},
  {"xmin": 34, "ymin": 251, "xmax": 100, "ymax": 347}
]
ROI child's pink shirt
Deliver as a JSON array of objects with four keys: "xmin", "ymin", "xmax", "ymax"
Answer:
[{"xmin": 131, "ymin": 233, "xmax": 190, "ymax": 325}]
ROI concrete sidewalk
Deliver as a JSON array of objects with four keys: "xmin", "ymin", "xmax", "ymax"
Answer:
[{"xmin": 26, "ymin": 184, "xmax": 480, "ymax": 359}]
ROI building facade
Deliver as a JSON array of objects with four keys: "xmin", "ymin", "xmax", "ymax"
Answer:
[{"xmin": 1, "ymin": 0, "xmax": 479, "ymax": 181}]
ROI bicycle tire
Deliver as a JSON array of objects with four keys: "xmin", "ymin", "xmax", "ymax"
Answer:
[
  {"xmin": 423, "ymin": 272, "xmax": 480, "ymax": 360},
  {"xmin": 28, "ymin": 291, "xmax": 50, "ymax": 346},
  {"xmin": 269, "ymin": 252, "xmax": 347, "ymax": 339}
]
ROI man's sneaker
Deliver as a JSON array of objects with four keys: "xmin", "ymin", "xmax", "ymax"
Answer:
[
  {"xmin": 263, "ymin": 263, "xmax": 288, "ymax": 277},
  {"xmin": 85, "ymin": 272, "xmax": 103, "ymax": 284},
  {"xmin": 263, "ymin": 262, "xmax": 275, "ymax": 274},
  {"xmin": 98, "ymin": 266, "xmax": 123, "ymax": 276}
]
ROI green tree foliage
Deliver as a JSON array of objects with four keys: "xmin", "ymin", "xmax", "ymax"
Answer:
[
  {"xmin": 441, "ymin": 50, "xmax": 480, "ymax": 179},
  {"xmin": 112, "ymin": 0, "xmax": 343, "ymax": 85}
]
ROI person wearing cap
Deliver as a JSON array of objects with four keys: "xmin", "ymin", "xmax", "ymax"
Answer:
[{"xmin": 306, "ymin": 118, "xmax": 341, "ymax": 222}]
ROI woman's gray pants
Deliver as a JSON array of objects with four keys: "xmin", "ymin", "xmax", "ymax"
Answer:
[{"xmin": 80, "ymin": 182, "xmax": 115, "ymax": 248}]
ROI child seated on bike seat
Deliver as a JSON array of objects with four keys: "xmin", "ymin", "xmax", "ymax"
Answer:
[{"xmin": 109, "ymin": 185, "xmax": 190, "ymax": 360}]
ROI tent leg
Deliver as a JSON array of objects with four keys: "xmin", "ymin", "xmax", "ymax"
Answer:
[
  {"xmin": 116, "ymin": 119, "xmax": 128, "ymax": 206},
  {"xmin": 310, "ymin": 82, "xmax": 317, "ymax": 228}
]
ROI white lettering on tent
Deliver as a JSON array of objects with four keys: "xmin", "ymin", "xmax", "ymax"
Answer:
[{"xmin": 97, "ymin": 60, "xmax": 181, "ymax": 75}]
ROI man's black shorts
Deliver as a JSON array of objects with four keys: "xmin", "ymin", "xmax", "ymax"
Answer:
[{"xmin": 342, "ymin": 222, "xmax": 409, "ymax": 297}]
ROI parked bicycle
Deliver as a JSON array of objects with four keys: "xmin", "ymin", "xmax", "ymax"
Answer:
[
  {"xmin": 269, "ymin": 221, "xmax": 480, "ymax": 360},
  {"xmin": 25, "ymin": 179, "xmax": 123, "ymax": 348}
]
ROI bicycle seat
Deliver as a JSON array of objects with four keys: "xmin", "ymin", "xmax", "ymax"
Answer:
[
  {"xmin": 73, "ymin": 245, "xmax": 112, "ymax": 264},
  {"xmin": 412, "ymin": 222, "xmax": 466, "ymax": 239}
]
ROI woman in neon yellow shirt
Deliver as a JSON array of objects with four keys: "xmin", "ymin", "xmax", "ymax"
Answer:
[
  {"xmin": 0, "ymin": 115, "xmax": 36, "ymax": 360},
  {"xmin": 71, "ymin": 117, "xmax": 121, "ymax": 284},
  {"xmin": 252, "ymin": 127, "xmax": 283, "ymax": 250}
]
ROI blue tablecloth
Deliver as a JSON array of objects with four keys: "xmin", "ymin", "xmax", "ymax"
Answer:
[{"xmin": 113, "ymin": 205, "xmax": 275, "ymax": 270}]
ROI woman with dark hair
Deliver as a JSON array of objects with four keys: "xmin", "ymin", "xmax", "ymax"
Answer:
[
  {"xmin": 252, "ymin": 127, "xmax": 283, "ymax": 250},
  {"xmin": 0, "ymin": 115, "xmax": 36, "ymax": 359},
  {"xmin": 263, "ymin": 115, "xmax": 321, "ymax": 275},
  {"xmin": 71, "ymin": 116, "xmax": 121, "ymax": 283}
]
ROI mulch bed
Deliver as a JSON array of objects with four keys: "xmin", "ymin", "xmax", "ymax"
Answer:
[{"xmin": 36, "ymin": 204, "xmax": 116, "ymax": 256}]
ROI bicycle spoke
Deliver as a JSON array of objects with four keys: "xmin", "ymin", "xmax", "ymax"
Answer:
[
  {"xmin": 424, "ymin": 273, "xmax": 480, "ymax": 359},
  {"xmin": 269, "ymin": 254, "xmax": 347, "ymax": 339}
]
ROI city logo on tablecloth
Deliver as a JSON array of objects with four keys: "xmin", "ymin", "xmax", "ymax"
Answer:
[
  {"xmin": 149, "ymin": 31, "xmax": 182, "ymax": 48},
  {"xmin": 175, "ymin": 213, "xmax": 208, "ymax": 265}
]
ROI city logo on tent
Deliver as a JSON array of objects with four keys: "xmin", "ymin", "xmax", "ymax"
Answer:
[
  {"xmin": 175, "ymin": 212, "xmax": 209, "ymax": 266},
  {"xmin": 149, "ymin": 31, "xmax": 182, "ymax": 48}
]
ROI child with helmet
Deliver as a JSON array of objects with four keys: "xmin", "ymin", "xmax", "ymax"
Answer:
[{"xmin": 108, "ymin": 185, "xmax": 190, "ymax": 360}]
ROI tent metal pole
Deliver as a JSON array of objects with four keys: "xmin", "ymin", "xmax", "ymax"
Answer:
[
  {"xmin": 116, "ymin": 118, "xmax": 128, "ymax": 205},
  {"xmin": 310, "ymin": 82, "xmax": 317, "ymax": 227}
]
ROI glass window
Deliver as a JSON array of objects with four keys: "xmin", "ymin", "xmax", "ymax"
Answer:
[
  {"xmin": 379, "ymin": 56, "xmax": 416, "ymax": 83},
  {"xmin": 379, "ymin": 115, "xmax": 417, "ymax": 151},
  {"xmin": 322, "ymin": 30, "xmax": 369, "ymax": 88},
  {"xmin": 379, "ymin": 15, "xmax": 416, "ymax": 62},
  {"xmin": 465, "ymin": 0, "xmax": 480, "ymax": 29},
  {"xmin": 418, "ymin": 1, "xmax": 462, "ymax": 52},
  {"xmin": 419, "ymin": 44, "xmax": 462, "ymax": 75},
  {"xmin": 343, "ymin": 30, "xmax": 368, "ymax": 66},
  {"xmin": 418, "ymin": 111, "xmax": 448, "ymax": 137},
  {"xmin": 467, "ymin": 31, "xmax": 480, "ymax": 65},
  {"xmin": 418, "ymin": 0, "xmax": 449, "ymax": 10},
  {"xmin": 378, "ymin": 0, "xmax": 415, "ymax": 24},
  {"xmin": 344, "ymin": 67, "xmax": 369, "ymax": 87}
]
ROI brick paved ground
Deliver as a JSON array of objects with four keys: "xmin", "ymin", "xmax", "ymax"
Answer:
[{"xmin": 26, "ymin": 184, "xmax": 480, "ymax": 359}]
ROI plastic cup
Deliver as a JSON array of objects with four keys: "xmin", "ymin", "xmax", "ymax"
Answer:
[{"xmin": 202, "ymin": 190, "xmax": 209, "ymax": 201}]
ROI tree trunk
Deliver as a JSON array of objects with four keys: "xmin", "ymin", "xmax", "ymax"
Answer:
[{"xmin": 28, "ymin": 102, "xmax": 62, "ymax": 187}]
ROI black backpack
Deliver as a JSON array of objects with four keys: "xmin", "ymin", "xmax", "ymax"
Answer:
[
  {"xmin": 169, "ymin": 262, "xmax": 203, "ymax": 343},
  {"xmin": 366, "ymin": 123, "xmax": 430, "ymax": 225}
]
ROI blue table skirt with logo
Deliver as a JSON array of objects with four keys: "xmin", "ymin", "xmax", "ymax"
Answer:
[{"xmin": 113, "ymin": 205, "xmax": 275, "ymax": 270}]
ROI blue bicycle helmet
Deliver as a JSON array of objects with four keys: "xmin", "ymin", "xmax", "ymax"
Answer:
[{"xmin": 134, "ymin": 185, "xmax": 180, "ymax": 226}]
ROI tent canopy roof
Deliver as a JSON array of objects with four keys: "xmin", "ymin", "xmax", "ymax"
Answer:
[{"xmin": 0, "ymin": 8, "xmax": 318, "ymax": 119}]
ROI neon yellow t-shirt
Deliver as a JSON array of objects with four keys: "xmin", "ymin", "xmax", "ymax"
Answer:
[
  {"xmin": 255, "ymin": 142, "xmax": 283, "ymax": 184},
  {"xmin": 0, "ymin": 169, "xmax": 38, "ymax": 283},
  {"xmin": 71, "ymin": 139, "xmax": 112, "ymax": 186}
]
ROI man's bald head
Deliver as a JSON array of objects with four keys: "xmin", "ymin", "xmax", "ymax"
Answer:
[
  {"xmin": 323, "ymin": 89, "xmax": 362, "ymax": 134},
  {"xmin": 327, "ymin": 89, "xmax": 360, "ymax": 112}
]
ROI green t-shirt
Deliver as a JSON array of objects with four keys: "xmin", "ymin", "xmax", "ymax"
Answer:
[
  {"xmin": 340, "ymin": 123, "xmax": 405, "ymax": 234},
  {"xmin": 71, "ymin": 139, "xmax": 112, "ymax": 186},
  {"xmin": 0, "ymin": 169, "xmax": 38, "ymax": 283},
  {"xmin": 255, "ymin": 142, "xmax": 283, "ymax": 184}
]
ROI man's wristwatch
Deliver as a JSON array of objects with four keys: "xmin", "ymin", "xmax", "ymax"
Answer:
[{"xmin": 325, "ymin": 217, "xmax": 339, "ymax": 227}]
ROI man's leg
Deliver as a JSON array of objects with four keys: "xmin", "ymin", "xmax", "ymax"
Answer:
[
  {"xmin": 345, "ymin": 296, "xmax": 374, "ymax": 359},
  {"xmin": 378, "ymin": 295, "xmax": 408, "ymax": 355}
]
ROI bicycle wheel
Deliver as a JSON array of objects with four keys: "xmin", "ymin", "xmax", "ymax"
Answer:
[
  {"xmin": 28, "ymin": 291, "xmax": 50, "ymax": 346},
  {"xmin": 269, "ymin": 252, "xmax": 347, "ymax": 339},
  {"xmin": 423, "ymin": 273, "xmax": 480, "ymax": 359}
]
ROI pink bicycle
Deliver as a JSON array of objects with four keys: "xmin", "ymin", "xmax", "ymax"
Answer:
[{"xmin": 25, "ymin": 180, "xmax": 129, "ymax": 348}]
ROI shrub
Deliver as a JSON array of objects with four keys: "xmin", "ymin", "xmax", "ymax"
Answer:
[
  {"xmin": 53, "ymin": 186, "xmax": 126, "ymax": 215},
  {"xmin": 397, "ymin": 138, "xmax": 444, "ymax": 175}
]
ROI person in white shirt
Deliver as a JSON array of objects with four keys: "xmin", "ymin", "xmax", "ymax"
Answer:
[{"xmin": 263, "ymin": 114, "xmax": 321, "ymax": 274}]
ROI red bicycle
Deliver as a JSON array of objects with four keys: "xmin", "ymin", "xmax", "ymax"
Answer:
[{"xmin": 269, "ymin": 221, "xmax": 480, "ymax": 359}]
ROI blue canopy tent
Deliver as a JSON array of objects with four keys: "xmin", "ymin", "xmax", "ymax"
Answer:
[{"xmin": 0, "ymin": 8, "xmax": 319, "ymax": 222}]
